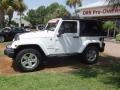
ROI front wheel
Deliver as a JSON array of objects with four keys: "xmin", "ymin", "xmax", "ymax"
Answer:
[
  {"xmin": 15, "ymin": 49, "xmax": 42, "ymax": 72},
  {"xmin": 83, "ymin": 46, "xmax": 99, "ymax": 64}
]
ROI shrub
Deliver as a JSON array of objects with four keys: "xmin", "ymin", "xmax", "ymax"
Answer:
[{"xmin": 116, "ymin": 34, "xmax": 120, "ymax": 41}]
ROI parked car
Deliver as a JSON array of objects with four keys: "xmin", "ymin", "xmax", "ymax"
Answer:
[
  {"xmin": 24, "ymin": 26, "xmax": 31, "ymax": 32},
  {"xmin": 4, "ymin": 18, "xmax": 105, "ymax": 72},
  {"xmin": 36, "ymin": 24, "xmax": 45, "ymax": 31},
  {"xmin": 0, "ymin": 27, "xmax": 28, "ymax": 42}
]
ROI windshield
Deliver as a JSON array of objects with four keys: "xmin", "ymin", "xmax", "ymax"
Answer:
[{"xmin": 46, "ymin": 23, "xmax": 57, "ymax": 31}]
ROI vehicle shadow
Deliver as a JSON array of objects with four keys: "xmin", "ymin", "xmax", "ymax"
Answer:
[
  {"xmin": 69, "ymin": 55, "xmax": 120, "ymax": 88},
  {"xmin": 12, "ymin": 55, "xmax": 83, "ymax": 72},
  {"xmin": 41, "ymin": 54, "xmax": 120, "ymax": 88},
  {"xmin": 44, "ymin": 55, "xmax": 84, "ymax": 68}
]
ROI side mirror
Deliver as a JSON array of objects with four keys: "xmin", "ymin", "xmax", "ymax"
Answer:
[
  {"xmin": 57, "ymin": 33, "xmax": 61, "ymax": 37},
  {"xmin": 57, "ymin": 27, "xmax": 64, "ymax": 37}
]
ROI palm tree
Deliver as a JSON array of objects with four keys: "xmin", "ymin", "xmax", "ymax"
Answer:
[
  {"xmin": 0, "ymin": 0, "xmax": 26, "ymax": 27},
  {"xmin": 107, "ymin": 0, "xmax": 120, "ymax": 7},
  {"xmin": 6, "ymin": 6, "xmax": 14, "ymax": 26},
  {"xmin": 0, "ymin": 0, "xmax": 15, "ymax": 27},
  {"xmin": 107, "ymin": 0, "xmax": 120, "ymax": 4},
  {"xmin": 66, "ymin": 0, "xmax": 82, "ymax": 16},
  {"xmin": 0, "ymin": 0, "xmax": 6, "ymax": 28},
  {"xmin": 16, "ymin": 0, "xmax": 27, "ymax": 27},
  {"xmin": 2, "ymin": 0, "xmax": 18, "ymax": 26},
  {"xmin": 103, "ymin": 21, "xmax": 117, "ymax": 37},
  {"xmin": 6, "ymin": 0, "xmax": 26, "ymax": 27}
]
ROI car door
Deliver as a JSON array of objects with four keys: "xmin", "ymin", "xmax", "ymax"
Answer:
[
  {"xmin": 10, "ymin": 28, "xmax": 23, "ymax": 37},
  {"xmin": 55, "ymin": 20, "xmax": 81, "ymax": 54},
  {"xmin": 9, "ymin": 28, "xmax": 17, "ymax": 39}
]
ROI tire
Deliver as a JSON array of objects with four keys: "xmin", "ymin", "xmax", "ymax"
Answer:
[
  {"xmin": 83, "ymin": 46, "xmax": 99, "ymax": 64},
  {"xmin": 0, "ymin": 36, "xmax": 5, "ymax": 43},
  {"xmin": 15, "ymin": 49, "xmax": 42, "ymax": 72}
]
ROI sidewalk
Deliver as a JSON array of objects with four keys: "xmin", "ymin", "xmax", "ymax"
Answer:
[
  {"xmin": 105, "ymin": 38, "xmax": 120, "ymax": 44},
  {"xmin": 104, "ymin": 41, "xmax": 120, "ymax": 58}
]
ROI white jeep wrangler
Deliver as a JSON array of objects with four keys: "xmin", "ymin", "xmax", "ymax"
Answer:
[{"xmin": 4, "ymin": 18, "xmax": 105, "ymax": 71}]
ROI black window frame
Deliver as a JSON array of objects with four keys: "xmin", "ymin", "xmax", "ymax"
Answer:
[
  {"xmin": 79, "ymin": 20, "xmax": 103, "ymax": 36},
  {"xmin": 59, "ymin": 21, "xmax": 78, "ymax": 34}
]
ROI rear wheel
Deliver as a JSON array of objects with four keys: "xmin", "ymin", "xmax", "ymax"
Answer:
[
  {"xmin": 15, "ymin": 49, "xmax": 42, "ymax": 72},
  {"xmin": 83, "ymin": 46, "xmax": 99, "ymax": 64},
  {"xmin": 0, "ymin": 36, "xmax": 5, "ymax": 43}
]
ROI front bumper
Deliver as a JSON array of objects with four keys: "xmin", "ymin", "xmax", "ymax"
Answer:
[
  {"xmin": 100, "ymin": 43, "xmax": 105, "ymax": 52},
  {"xmin": 4, "ymin": 48, "xmax": 15, "ymax": 58}
]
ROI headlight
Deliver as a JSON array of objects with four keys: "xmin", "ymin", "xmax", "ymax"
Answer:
[
  {"xmin": 13, "ymin": 34, "xmax": 20, "ymax": 41},
  {"xmin": 6, "ymin": 43, "xmax": 12, "ymax": 48}
]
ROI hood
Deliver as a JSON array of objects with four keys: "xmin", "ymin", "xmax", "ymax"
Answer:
[{"xmin": 19, "ymin": 30, "xmax": 54, "ymax": 39}]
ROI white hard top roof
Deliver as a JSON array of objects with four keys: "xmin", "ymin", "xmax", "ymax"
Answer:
[{"xmin": 48, "ymin": 18, "xmax": 61, "ymax": 23}]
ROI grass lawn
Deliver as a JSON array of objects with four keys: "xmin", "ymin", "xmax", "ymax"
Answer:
[
  {"xmin": 0, "ymin": 56, "xmax": 120, "ymax": 90},
  {"xmin": 0, "ymin": 72, "xmax": 116, "ymax": 90},
  {"xmin": 0, "ymin": 51, "xmax": 4, "ymax": 56}
]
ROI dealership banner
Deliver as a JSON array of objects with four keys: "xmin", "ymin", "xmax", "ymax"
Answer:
[{"xmin": 79, "ymin": 6, "xmax": 120, "ymax": 17}]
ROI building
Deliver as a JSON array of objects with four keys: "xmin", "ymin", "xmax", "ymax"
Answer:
[
  {"xmin": 14, "ymin": 18, "xmax": 31, "ymax": 27},
  {"xmin": 77, "ymin": 0, "xmax": 120, "ymax": 19},
  {"xmin": 77, "ymin": 0, "xmax": 120, "ymax": 37}
]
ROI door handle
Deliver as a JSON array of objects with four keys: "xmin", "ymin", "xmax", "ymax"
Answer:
[{"xmin": 73, "ymin": 36, "xmax": 79, "ymax": 38}]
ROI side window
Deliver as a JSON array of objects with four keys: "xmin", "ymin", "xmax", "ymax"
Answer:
[
  {"xmin": 59, "ymin": 21, "xmax": 77, "ymax": 33},
  {"xmin": 80, "ymin": 21, "xmax": 102, "ymax": 36}
]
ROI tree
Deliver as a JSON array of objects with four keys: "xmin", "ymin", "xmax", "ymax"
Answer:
[
  {"xmin": 53, "ymin": 5, "xmax": 70, "ymax": 18},
  {"xmin": 24, "ymin": 8, "xmax": 44, "ymax": 26},
  {"xmin": 0, "ymin": 0, "xmax": 26, "ymax": 27},
  {"xmin": 0, "ymin": 0, "xmax": 7, "ymax": 28},
  {"xmin": 66, "ymin": 0, "xmax": 82, "ymax": 16},
  {"xmin": 24, "ymin": 3, "xmax": 70, "ymax": 26},
  {"xmin": 106, "ymin": 0, "xmax": 120, "ymax": 11},
  {"xmin": 44, "ymin": 3, "xmax": 70, "ymax": 23},
  {"xmin": 36, "ymin": 6, "xmax": 46, "ymax": 24},
  {"xmin": 16, "ymin": 0, "xmax": 27, "ymax": 27},
  {"xmin": 44, "ymin": 3, "xmax": 61, "ymax": 23},
  {"xmin": 46, "ymin": 3, "xmax": 59, "ymax": 15},
  {"xmin": 107, "ymin": 0, "xmax": 120, "ymax": 7},
  {"xmin": 25, "ymin": 6, "xmax": 47, "ymax": 26},
  {"xmin": 103, "ymin": 21, "xmax": 117, "ymax": 37},
  {"xmin": 6, "ymin": 6, "xmax": 14, "ymax": 26}
]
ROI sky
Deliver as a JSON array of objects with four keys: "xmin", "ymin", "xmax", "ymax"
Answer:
[
  {"xmin": 24, "ymin": 0, "xmax": 100, "ymax": 9},
  {"xmin": 13, "ymin": 0, "xmax": 101, "ymax": 19}
]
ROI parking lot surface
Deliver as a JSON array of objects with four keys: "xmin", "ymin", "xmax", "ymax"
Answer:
[{"xmin": 104, "ymin": 41, "xmax": 120, "ymax": 58}]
